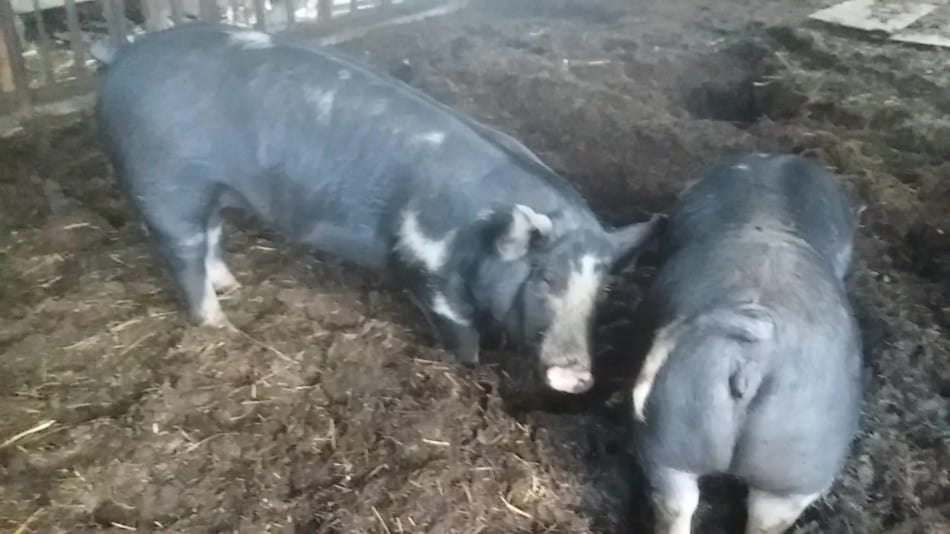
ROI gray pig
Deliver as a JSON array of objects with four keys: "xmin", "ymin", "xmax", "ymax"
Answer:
[
  {"xmin": 91, "ymin": 23, "xmax": 662, "ymax": 394},
  {"xmin": 631, "ymin": 153, "xmax": 863, "ymax": 533}
]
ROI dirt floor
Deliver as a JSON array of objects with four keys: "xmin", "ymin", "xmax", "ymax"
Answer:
[{"xmin": 1, "ymin": 0, "xmax": 948, "ymax": 532}]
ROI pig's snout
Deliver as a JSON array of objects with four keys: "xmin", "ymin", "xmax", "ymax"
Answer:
[{"xmin": 544, "ymin": 362, "xmax": 593, "ymax": 394}]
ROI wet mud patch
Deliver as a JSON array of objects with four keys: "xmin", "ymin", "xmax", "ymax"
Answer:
[{"xmin": 2, "ymin": 1, "xmax": 949, "ymax": 532}]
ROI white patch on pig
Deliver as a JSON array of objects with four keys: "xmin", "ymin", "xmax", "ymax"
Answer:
[
  {"xmin": 734, "ymin": 163, "xmax": 750, "ymax": 171},
  {"xmin": 205, "ymin": 225, "xmax": 240, "ymax": 292},
  {"xmin": 414, "ymin": 131, "xmax": 446, "ymax": 146},
  {"xmin": 366, "ymin": 99, "xmax": 388, "ymax": 116},
  {"xmin": 432, "ymin": 293, "xmax": 470, "ymax": 325},
  {"xmin": 396, "ymin": 210, "xmax": 455, "ymax": 273},
  {"xmin": 632, "ymin": 323, "xmax": 679, "ymax": 421},
  {"xmin": 497, "ymin": 205, "xmax": 553, "ymax": 261},
  {"xmin": 197, "ymin": 279, "xmax": 230, "ymax": 329},
  {"xmin": 746, "ymin": 489, "xmax": 822, "ymax": 534},
  {"xmin": 230, "ymin": 31, "xmax": 273, "ymax": 49},
  {"xmin": 180, "ymin": 233, "xmax": 205, "ymax": 249},
  {"xmin": 338, "ymin": 69, "xmax": 352, "ymax": 80},
  {"xmin": 652, "ymin": 468, "xmax": 700, "ymax": 534},
  {"xmin": 541, "ymin": 254, "xmax": 604, "ymax": 394},
  {"xmin": 832, "ymin": 242, "xmax": 853, "ymax": 280},
  {"xmin": 311, "ymin": 89, "xmax": 336, "ymax": 123}
]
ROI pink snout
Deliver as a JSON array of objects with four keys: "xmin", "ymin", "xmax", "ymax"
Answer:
[{"xmin": 544, "ymin": 364, "xmax": 594, "ymax": 394}]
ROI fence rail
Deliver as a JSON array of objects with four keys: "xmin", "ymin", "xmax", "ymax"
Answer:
[{"xmin": 0, "ymin": 0, "xmax": 419, "ymax": 114}]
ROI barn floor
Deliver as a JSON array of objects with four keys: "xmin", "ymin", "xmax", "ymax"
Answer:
[{"xmin": 1, "ymin": 0, "xmax": 948, "ymax": 532}]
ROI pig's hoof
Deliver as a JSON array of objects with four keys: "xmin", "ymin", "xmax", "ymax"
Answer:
[
  {"xmin": 545, "ymin": 366, "xmax": 593, "ymax": 394},
  {"xmin": 453, "ymin": 350, "xmax": 480, "ymax": 367},
  {"xmin": 211, "ymin": 271, "xmax": 241, "ymax": 294},
  {"xmin": 198, "ymin": 312, "xmax": 237, "ymax": 333}
]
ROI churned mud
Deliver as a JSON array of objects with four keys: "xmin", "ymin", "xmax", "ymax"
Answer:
[{"xmin": 1, "ymin": 1, "xmax": 947, "ymax": 532}]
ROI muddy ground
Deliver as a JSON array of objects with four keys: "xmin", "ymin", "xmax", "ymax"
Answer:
[{"xmin": 1, "ymin": 0, "xmax": 948, "ymax": 532}]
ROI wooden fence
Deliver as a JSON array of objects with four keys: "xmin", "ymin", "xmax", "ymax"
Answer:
[{"xmin": 0, "ymin": 0, "xmax": 438, "ymax": 115}]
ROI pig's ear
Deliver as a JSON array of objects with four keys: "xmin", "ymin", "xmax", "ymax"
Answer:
[
  {"xmin": 494, "ymin": 204, "xmax": 553, "ymax": 261},
  {"xmin": 607, "ymin": 213, "xmax": 665, "ymax": 268}
]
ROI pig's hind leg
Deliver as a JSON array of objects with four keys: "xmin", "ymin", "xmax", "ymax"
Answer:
[
  {"xmin": 134, "ymin": 175, "xmax": 232, "ymax": 329},
  {"xmin": 745, "ymin": 488, "xmax": 822, "ymax": 534},
  {"xmin": 204, "ymin": 209, "xmax": 240, "ymax": 293},
  {"xmin": 650, "ymin": 467, "xmax": 700, "ymax": 534}
]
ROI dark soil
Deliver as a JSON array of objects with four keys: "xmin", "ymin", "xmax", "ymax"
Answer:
[{"xmin": 1, "ymin": 1, "xmax": 947, "ymax": 532}]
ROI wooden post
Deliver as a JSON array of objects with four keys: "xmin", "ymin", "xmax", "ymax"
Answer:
[
  {"xmin": 114, "ymin": 0, "xmax": 127, "ymax": 37},
  {"xmin": 0, "ymin": 0, "xmax": 29, "ymax": 107},
  {"xmin": 170, "ymin": 0, "xmax": 184, "ymax": 24},
  {"xmin": 317, "ymin": 0, "xmax": 330, "ymax": 21},
  {"xmin": 32, "ymin": 0, "xmax": 54, "ymax": 86},
  {"xmin": 228, "ymin": 0, "xmax": 241, "ymax": 24},
  {"xmin": 0, "ymin": 13, "xmax": 12, "ymax": 93},
  {"xmin": 252, "ymin": 0, "xmax": 265, "ymax": 30},
  {"xmin": 142, "ymin": 0, "xmax": 161, "ymax": 31},
  {"xmin": 284, "ymin": 0, "xmax": 295, "ymax": 28},
  {"xmin": 199, "ymin": 0, "xmax": 219, "ymax": 22},
  {"xmin": 63, "ymin": 0, "xmax": 85, "ymax": 79},
  {"xmin": 102, "ymin": 0, "xmax": 127, "ymax": 49}
]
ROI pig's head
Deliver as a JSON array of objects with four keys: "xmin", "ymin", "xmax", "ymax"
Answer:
[{"xmin": 473, "ymin": 205, "xmax": 663, "ymax": 394}]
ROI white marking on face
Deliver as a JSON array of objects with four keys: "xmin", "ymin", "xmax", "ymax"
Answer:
[
  {"xmin": 746, "ymin": 490, "xmax": 822, "ymax": 534},
  {"xmin": 431, "ymin": 293, "xmax": 470, "ymax": 325},
  {"xmin": 205, "ymin": 225, "xmax": 239, "ymax": 292},
  {"xmin": 632, "ymin": 323, "xmax": 678, "ymax": 421},
  {"xmin": 540, "ymin": 254, "xmax": 604, "ymax": 392},
  {"xmin": 415, "ymin": 131, "xmax": 446, "ymax": 145},
  {"xmin": 230, "ymin": 31, "xmax": 273, "ymax": 49},
  {"xmin": 397, "ymin": 210, "xmax": 455, "ymax": 273},
  {"xmin": 734, "ymin": 163, "xmax": 750, "ymax": 171},
  {"xmin": 338, "ymin": 69, "xmax": 351, "ymax": 80}
]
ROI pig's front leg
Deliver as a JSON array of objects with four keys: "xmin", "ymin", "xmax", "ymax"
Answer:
[{"xmin": 407, "ymin": 286, "xmax": 480, "ymax": 366}]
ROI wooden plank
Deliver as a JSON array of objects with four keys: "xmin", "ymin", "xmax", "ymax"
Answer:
[
  {"xmin": 316, "ymin": 0, "xmax": 467, "ymax": 45},
  {"xmin": 10, "ymin": 0, "xmax": 95, "ymax": 14},
  {"xmin": 890, "ymin": 4, "xmax": 950, "ymax": 48},
  {"xmin": 0, "ymin": 0, "xmax": 29, "ymax": 107},
  {"xmin": 170, "ymin": 0, "xmax": 185, "ymax": 24},
  {"xmin": 31, "ymin": 0, "xmax": 54, "ymax": 86},
  {"xmin": 63, "ymin": 0, "xmax": 85, "ymax": 79},
  {"xmin": 891, "ymin": 30, "xmax": 950, "ymax": 47},
  {"xmin": 252, "ymin": 0, "xmax": 265, "ymax": 30},
  {"xmin": 809, "ymin": 0, "xmax": 938, "ymax": 34}
]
